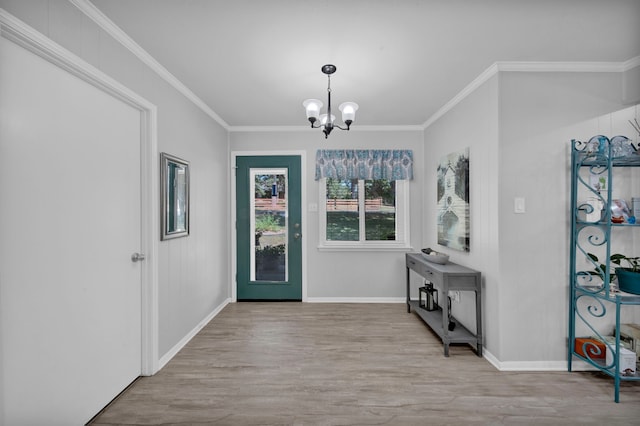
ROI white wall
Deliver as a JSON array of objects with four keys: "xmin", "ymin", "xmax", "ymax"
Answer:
[
  {"xmin": 0, "ymin": 1, "xmax": 230, "ymax": 361},
  {"xmin": 423, "ymin": 75, "xmax": 501, "ymax": 358},
  {"xmin": 497, "ymin": 71, "xmax": 629, "ymax": 364},
  {"xmin": 425, "ymin": 65, "xmax": 639, "ymax": 367},
  {"xmin": 230, "ymin": 129, "xmax": 424, "ymax": 300},
  {"xmin": 623, "ymin": 64, "xmax": 640, "ymax": 105}
]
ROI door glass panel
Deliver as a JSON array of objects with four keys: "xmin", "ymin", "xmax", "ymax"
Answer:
[{"xmin": 250, "ymin": 168, "xmax": 287, "ymax": 282}]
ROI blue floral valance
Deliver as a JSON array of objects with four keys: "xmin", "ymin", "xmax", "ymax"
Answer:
[{"xmin": 315, "ymin": 149, "xmax": 413, "ymax": 181}]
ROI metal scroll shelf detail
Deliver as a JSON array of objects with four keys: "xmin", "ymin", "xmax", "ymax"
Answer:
[{"xmin": 569, "ymin": 134, "xmax": 640, "ymax": 403}]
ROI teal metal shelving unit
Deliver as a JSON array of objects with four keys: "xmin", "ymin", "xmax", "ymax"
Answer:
[{"xmin": 568, "ymin": 135, "xmax": 640, "ymax": 403}]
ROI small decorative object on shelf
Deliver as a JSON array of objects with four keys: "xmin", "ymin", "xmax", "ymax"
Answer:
[
  {"xmin": 574, "ymin": 337, "xmax": 606, "ymax": 359},
  {"xmin": 420, "ymin": 247, "xmax": 449, "ymax": 264},
  {"xmin": 418, "ymin": 283, "xmax": 439, "ymax": 311},
  {"xmin": 619, "ymin": 323, "xmax": 640, "ymax": 362},
  {"xmin": 610, "ymin": 199, "xmax": 632, "ymax": 223},
  {"xmin": 611, "ymin": 135, "xmax": 636, "ymax": 157},
  {"xmin": 568, "ymin": 134, "xmax": 640, "ymax": 403}
]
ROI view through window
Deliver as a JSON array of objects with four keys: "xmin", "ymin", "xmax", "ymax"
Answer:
[{"xmin": 325, "ymin": 178, "xmax": 397, "ymax": 242}]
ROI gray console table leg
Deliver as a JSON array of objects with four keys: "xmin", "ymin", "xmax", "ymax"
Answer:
[
  {"xmin": 442, "ymin": 280, "xmax": 450, "ymax": 357},
  {"xmin": 406, "ymin": 267, "xmax": 411, "ymax": 313},
  {"xmin": 475, "ymin": 289, "xmax": 483, "ymax": 356}
]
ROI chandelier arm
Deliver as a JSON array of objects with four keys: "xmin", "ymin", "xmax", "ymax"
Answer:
[{"xmin": 332, "ymin": 124, "xmax": 350, "ymax": 131}]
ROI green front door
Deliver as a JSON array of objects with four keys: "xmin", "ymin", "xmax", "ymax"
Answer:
[{"xmin": 236, "ymin": 156, "xmax": 302, "ymax": 300}]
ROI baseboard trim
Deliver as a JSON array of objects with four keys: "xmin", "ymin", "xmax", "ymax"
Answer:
[
  {"xmin": 483, "ymin": 349, "xmax": 596, "ymax": 371},
  {"xmin": 158, "ymin": 298, "xmax": 231, "ymax": 370},
  {"xmin": 306, "ymin": 297, "xmax": 405, "ymax": 303}
]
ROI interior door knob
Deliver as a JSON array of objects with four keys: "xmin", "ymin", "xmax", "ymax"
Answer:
[{"xmin": 131, "ymin": 252, "xmax": 146, "ymax": 262}]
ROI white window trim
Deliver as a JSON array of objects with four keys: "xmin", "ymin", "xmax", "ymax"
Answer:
[{"xmin": 318, "ymin": 178, "xmax": 411, "ymax": 251}]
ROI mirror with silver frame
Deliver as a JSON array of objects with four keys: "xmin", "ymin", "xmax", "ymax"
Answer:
[{"xmin": 161, "ymin": 152, "xmax": 190, "ymax": 240}]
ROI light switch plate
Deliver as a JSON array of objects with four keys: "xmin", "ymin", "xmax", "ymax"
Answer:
[{"xmin": 514, "ymin": 197, "xmax": 525, "ymax": 214}]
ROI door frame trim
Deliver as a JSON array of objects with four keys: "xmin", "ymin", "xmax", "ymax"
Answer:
[
  {"xmin": 230, "ymin": 151, "xmax": 307, "ymax": 302},
  {"xmin": 0, "ymin": 9, "xmax": 160, "ymax": 375}
]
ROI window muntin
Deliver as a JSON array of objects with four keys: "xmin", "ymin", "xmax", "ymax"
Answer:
[{"xmin": 320, "ymin": 178, "xmax": 409, "ymax": 249}]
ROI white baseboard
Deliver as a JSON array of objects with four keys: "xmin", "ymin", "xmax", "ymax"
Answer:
[
  {"xmin": 306, "ymin": 297, "xmax": 405, "ymax": 303},
  {"xmin": 483, "ymin": 349, "xmax": 595, "ymax": 371},
  {"xmin": 158, "ymin": 298, "xmax": 231, "ymax": 370}
]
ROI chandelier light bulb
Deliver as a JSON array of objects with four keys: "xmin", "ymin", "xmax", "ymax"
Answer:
[
  {"xmin": 302, "ymin": 99, "xmax": 323, "ymax": 122},
  {"xmin": 339, "ymin": 102, "xmax": 359, "ymax": 125},
  {"xmin": 319, "ymin": 114, "xmax": 336, "ymax": 126}
]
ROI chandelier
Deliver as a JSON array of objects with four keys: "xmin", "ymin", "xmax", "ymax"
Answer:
[{"xmin": 303, "ymin": 64, "xmax": 359, "ymax": 138}]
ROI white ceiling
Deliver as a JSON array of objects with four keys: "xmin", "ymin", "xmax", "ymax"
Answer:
[{"xmin": 90, "ymin": 0, "xmax": 640, "ymax": 129}]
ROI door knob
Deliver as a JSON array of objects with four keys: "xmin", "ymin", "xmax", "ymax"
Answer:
[
  {"xmin": 294, "ymin": 232, "xmax": 302, "ymax": 240},
  {"xmin": 131, "ymin": 252, "xmax": 146, "ymax": 262}
]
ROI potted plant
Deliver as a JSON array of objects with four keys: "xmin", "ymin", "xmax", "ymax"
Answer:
[
  {"xmin": 587, "ymin": 252, "xmax": 640, "ymax": 295},
  {"xmin": 611, "ymin": 253, "xmax": 640, "ymax": 295}
]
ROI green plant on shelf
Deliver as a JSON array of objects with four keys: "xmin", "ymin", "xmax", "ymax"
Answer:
[{"xmin": 587, "ymin": 252, "xmax": 640, "ymax": 282}]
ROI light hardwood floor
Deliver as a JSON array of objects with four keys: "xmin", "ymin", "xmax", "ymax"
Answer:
[{"xmin": 90, "ymin": 303, "xmax": 640, "ymax": 425}]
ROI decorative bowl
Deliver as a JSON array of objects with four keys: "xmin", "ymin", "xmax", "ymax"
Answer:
[{"xmin": 420, "ymin": 249, "xmax": 449, "ymax": 264}]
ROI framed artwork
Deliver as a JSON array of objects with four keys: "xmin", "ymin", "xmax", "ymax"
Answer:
[
  {"xmin": 160, "ymin": 152, "xmax": 190, "ymax": 240},
  {"xmin": 437, "ymin": 148, "xmax": 470, "ymax": 252}
]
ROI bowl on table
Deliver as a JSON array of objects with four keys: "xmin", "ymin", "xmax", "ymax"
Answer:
[{"xmin": 420, "ymin": 248, "xmax": 449, "ymax": 264}]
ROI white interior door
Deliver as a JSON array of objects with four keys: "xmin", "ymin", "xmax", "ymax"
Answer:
[{"xmin": 0, "ymin": 36, "xmax": 142, "ymax": 425}]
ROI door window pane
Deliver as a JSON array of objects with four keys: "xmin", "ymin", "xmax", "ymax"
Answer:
[{"xmin": 251, "ymin": 169, "xmax": 287, "ymax": 281}]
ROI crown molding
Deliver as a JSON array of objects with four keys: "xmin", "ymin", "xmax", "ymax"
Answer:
[
  {"xmin": 623, "ymin": 55, "xmax": 640, "ymax": 71},
  {"xmin": 423, "ymin": 58, "xmax": 639, "ymax": 130},
  {"xmin": 68, "ymin": 0, "xmax": 230, "ymax": 130},
  {"xmin": 229, "ymin": 124, "xmax": 424, "ymax": 133},
  {"xmin": 495, "ymin": 60, "xmax": 626, "ymax": 73},
  {"xmin": 65, "ymin": 1, "xmax": 640, "ymax": 133},
  {"xmin": 229, "ymin": 125, "xmax": 312, "ymax": 133},
  {"xmin": 0, "ymin": 7, "xmax": 155, "ymax": 113},
  {"xmin": 422, "ymin": 63, "xmax": 500, "ymax": 129}
]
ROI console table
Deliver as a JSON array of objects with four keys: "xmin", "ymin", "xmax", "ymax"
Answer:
[{"xmin": 405, "ymin": 253, "xmax": 482, "ymax": 356}]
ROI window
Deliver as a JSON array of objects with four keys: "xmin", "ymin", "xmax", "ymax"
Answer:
[{"xmin": 315, "ymin": 150, "xmax": 413, "ymax": 250}]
